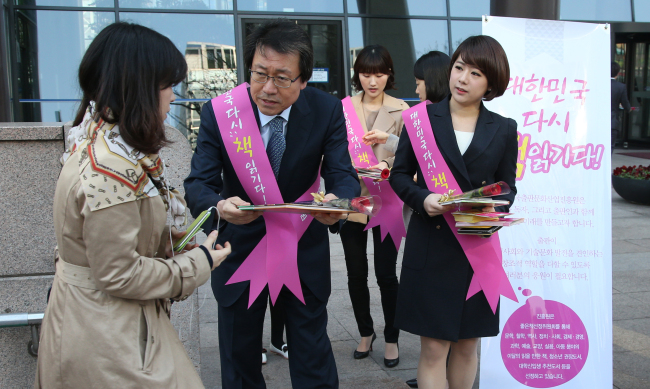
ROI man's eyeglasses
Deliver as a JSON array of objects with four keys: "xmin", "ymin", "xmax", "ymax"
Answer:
[{"xmin": 250, "ymin": 70, "xmax": 301, "ymax": 89}]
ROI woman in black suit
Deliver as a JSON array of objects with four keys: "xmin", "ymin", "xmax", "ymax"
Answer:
[{"xmin": 389, "ymin": 36, "xmax": 517, "ymax": 389}]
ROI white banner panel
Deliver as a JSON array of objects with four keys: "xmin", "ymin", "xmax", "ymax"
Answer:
[{"xmin": 480, "ymin": 16, "xmax": 612, "ymax": 388}]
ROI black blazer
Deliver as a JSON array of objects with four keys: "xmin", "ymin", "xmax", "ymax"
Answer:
[
  {"xmin": 390, "ymin": 96, "xmax": 517, "ymax": 269},
  {"xmin": 184, "ymin": 87, "xmax": 360, "ymax": 307},
  {"xmin": 611, "ymin": 79, "xmax": 631, "ymax": 129},
  {"xmin": 389, "ymin": 96, "xmax": 518, "ymax": 339}
]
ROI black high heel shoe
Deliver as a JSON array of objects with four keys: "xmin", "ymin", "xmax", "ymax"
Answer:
[
  {"xmin": 353, "ymin": 333, "xmax": 377, "ymax": 359},
  {"xmin": 384, "ymin": 342, "xmax": 399, "ymax": 368}
]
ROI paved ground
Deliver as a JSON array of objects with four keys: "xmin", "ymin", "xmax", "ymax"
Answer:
[{"xmin": 196, "ymin": 150, "xmax": 650, "ymax": 389}]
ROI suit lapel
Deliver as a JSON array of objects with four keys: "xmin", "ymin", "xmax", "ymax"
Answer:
[
  {"xmin": 351, "ymin": 92, "xmax": 399, "ymax": 134},
  {"xmin": 431, "ymin": 98, "xmax": 471, "ymax": 186},
  {"xmin": 374, "ymin": 107, "xmax": 396, "ymax": 134},
  {"xmin": 375, "ymin": 94, "xmax": 401, "ymax": 134},
  {"xmin": 279, "ymin": 91, "xmax": 313, "ymax": 190},
  {"xmin": 462, "ymin": 103, "xmax": 499, "ymax": 167}
]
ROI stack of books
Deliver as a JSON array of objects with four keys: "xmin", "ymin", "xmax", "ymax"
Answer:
[{"xmin": 452, "ymin": 211, "xmax": 524, "ymax": 236}]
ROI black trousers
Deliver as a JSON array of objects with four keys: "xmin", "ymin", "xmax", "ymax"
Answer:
[
  {"xmin": 268, "ymin": 295, "xmax": 285, "ymax": 348},
  {"xmin": 217, "ymin": 283, "xmax": 338, "ymax": 389},
  {"xmin": 340, "ymin": 221, "xmax": 400, "ymax": 343}
]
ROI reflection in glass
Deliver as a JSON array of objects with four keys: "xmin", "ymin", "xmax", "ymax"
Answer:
[
  {"xmin": 615, "ymin": 43, "xmax": 626, "ymax": 84},
  {"xmin": 449, "ymin": 0, "xmax": 489, "ymax": 18},
  {"xmin": 450, "ymin": 20, "xmax": 481, "ymax": 54},
  {"xmin": 15, "ymin": 10, "xmax": 114, "ymax": 122},
  {"xmin": 20, "ymin": 101, "xmax": 80, "ymax": 123},
  {"xmin": 2, "ymin": 4, "xmax": 12, "ymax": 120},
  {"xmin": 348, "ymin": 17, "xmax": 447, "ymax": 100},
  {"xmin": 119, "ymin": 0, "xmax": 232, "ymax": 10},
  {"xmin": 629, "ymin": 42, "xmax": 650, "ymax": 142},
  {"xmin": 237, "ymin": 0, "xmax": 342, "ymax": 13},
  {"xmin": 410, "ymin": 19, "xmax": 448, "ymax": 57},
  {"xmin": 634, "ymin": 0, "xmax": 650, "ymax": 22},
  {"xmin": 347, "ymin": 0, "xmax": 446, "ymax": 17},
  {"xmin": 15, "ymin": 0, "xmax": 114, "ymax": 6},
  {"xmin": 560, "ymin": 0, "xmax": 631, "ymax": 22},
  {"xmin": 121, "ymin": 12, "xmax": 235, "ymax": 149}
]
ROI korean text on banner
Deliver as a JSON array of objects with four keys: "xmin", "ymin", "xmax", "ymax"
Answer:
[{"xmin": 479, "ymin": 16, "xmax": 612, "ymax": 389}]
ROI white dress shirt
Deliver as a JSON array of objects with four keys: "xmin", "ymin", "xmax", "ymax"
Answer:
[{"xmin": 257, "ymin": 106, "xmax": 292, "ymax": 148}]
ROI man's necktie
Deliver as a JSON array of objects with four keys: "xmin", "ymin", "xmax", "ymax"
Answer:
[{"xmin": 267, "ymin": 116, "xmax": 286, "ymax": 180}]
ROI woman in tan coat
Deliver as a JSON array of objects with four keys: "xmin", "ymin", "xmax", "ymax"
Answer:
[
  {"xmin": 34, "ymin": 22, "xmax": 231, "ymax": 389},
  {"xmin": 342, "ymin": 45, "xmax": 409, "ymax": 368}
]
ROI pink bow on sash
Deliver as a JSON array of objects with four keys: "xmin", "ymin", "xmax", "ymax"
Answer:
[
  {"xmin": 341, "ymin": 97, "xmax": 407, "ymax": 250},
  {"xmin": 212, "ymin": 84, "xmax": 320, "ymax": 307},
  {"xmin": 402, "ymin": 101, "xmax": 518, "ymax": 313}
]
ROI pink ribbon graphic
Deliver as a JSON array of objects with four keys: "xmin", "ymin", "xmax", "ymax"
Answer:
[
  {"xmin": 341, "ymin": 96, "xmax": 406, "ymax": 250},
  {"xmin": 402, "ymin": 102, "xmax": 518, "ymax": 313},
  {"xmin": 212, "ymin": 84, "xmax": 319, "ymax": 307}
]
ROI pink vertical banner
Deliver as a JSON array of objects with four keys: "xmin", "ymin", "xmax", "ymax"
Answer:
[
  {"xmin": 212, "ymin": 83, "xmax": 319, "ymax": 307},
  {"xmin": 341, "ymin": 96, "xmax": 406, "ymax": 249}
]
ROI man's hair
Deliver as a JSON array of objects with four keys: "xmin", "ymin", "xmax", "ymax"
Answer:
[
  {"xmin": 351, "ymin": 45, "xmax": 396, "ymax": 92},
  {"xmin": 612, "ymin": 62, "xmax": 621, "ymax": 78},
  {"xmin": 450, "ymin": 35, "xmax": 510, "ymax": 101},
  {"xmin": 244, "ymin": 19, "xmax": 314, "ymax": 82},
  {"xmin": 73, "ymin": 22, "xmax": 187, "ymax": 154},
  {"xmin": 414, "ymin": 51, "xmax": 451, "ymax": 103}
]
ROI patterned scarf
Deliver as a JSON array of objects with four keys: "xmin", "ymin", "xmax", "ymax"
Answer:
[{"xmin": 62, "ymin": 103, "xmax": 186, "ymax": 226}]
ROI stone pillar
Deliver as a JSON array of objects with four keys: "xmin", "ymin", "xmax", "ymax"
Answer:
[
  {"xmin": 0, "ymin": 123, "xmax": 202, "ymax": 386},
  {"xmin": 491, "ymin": 0, "xmax": 560, "ymax": 20},
  {"xmin": 0, "ymin": 123, "xmax": 62, "ymax": 388}
]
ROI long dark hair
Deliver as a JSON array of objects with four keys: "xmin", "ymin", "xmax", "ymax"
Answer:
[
  {"xmin": 73, "ymin": 22, "xmax": 187, "ymax": 154},
  {"xmin": 244, "ymin": 19, "xmax": 314, "ymax": 83},
  {"xmin": 351, "ymin": 45, "xmax": 396, "ymax": 92},
  {"xmin": 413, "ymin": 51, "xmax": 450, "ymax": 103}
]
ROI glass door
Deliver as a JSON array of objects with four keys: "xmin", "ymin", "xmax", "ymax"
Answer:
[
  {"xmin": 627, "ymin": 41, "xmax": 650, "ymax": 145},
  {"xmin": 240, "ymin": 18, "xmax": 345, "ymax": 99}
]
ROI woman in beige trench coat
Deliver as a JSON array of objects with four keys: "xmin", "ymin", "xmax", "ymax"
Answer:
[{"xmin": 34, "ymin": 22, "xmax": 231, "ymax": 389}]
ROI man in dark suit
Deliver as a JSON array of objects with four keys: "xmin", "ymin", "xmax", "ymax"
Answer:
[
  {"xmin": 184, "ymin": 19, "xmax": 359, "ymax": 388},
  {"xmin": 611, "ymin": 61, "xmax": 631, "ymax": 152}
]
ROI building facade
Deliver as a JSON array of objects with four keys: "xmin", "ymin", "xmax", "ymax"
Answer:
[{"xmin": 1, "ymin": 0, "xmax": 649, "ymax": 147}]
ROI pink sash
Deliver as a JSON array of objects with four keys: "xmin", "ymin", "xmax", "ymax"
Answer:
[
  {"xmin": 342, "ymin": 97, "xmax": 406, "ymax": 250},
  {"xmin": 212, "ymin": 84, "xmax": 319, "ymax": 307},
  {"xmin": 402, "ymin": 102, "xmax": 518, "ymax": 313}
]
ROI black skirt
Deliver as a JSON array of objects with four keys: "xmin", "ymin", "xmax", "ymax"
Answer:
[{"xmin": 393, "ymin": 213, "xmax": 500, "ymax": 341}]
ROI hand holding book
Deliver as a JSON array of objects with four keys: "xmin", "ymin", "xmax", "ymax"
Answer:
[
  {"xmin": 438, "ymin": 181, "xmax": 511, "ymax": 208},
  {"xmin": 356, "ymin": 167, "xmax": 390, "ymax": 181}
]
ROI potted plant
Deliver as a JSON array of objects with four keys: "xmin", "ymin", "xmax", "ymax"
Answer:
[{"xmin": 612, "ymin": 165, "xmax": 650, "ymax": 205}]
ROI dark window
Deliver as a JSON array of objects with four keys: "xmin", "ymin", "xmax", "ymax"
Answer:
[{"xmin": 347, "ymin": 0, "xmax": 446, "ymax": 17}]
